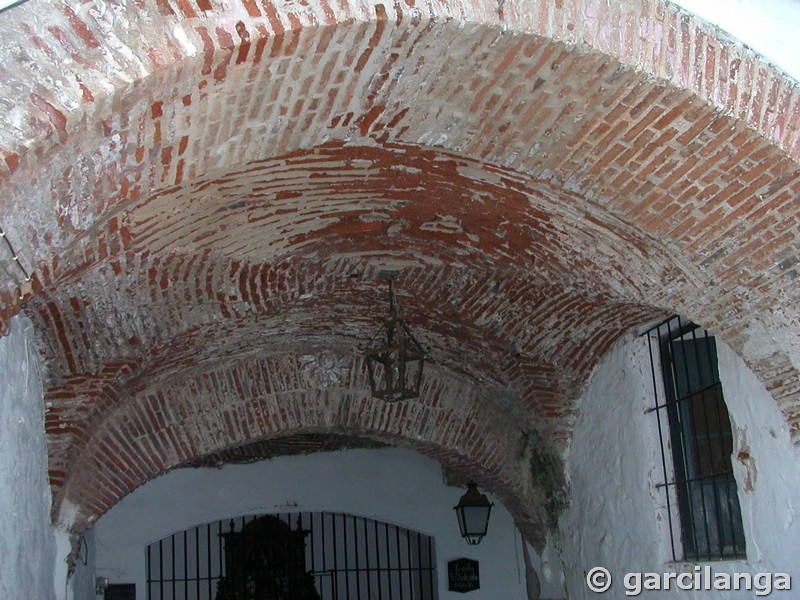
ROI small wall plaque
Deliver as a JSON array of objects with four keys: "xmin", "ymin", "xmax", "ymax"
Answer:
[{"xmin": 448, "ymin": 558, "xmax": 480, "ymax": 593}]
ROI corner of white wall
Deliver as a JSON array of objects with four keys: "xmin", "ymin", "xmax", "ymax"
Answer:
[
  {"xmin": 53, "ymin": 529, "xmax": 75, "ymax": 600},
  {"xmin": 715, "ymin": 341, "xmax": 800, "ymax": 574},
  {"xmin": 559, "ymin": 330, "xmax": 800, "ymax": 599},
  {"xmin": 0, "ymin": 315, "xmax": 58, "ymax": 599}
]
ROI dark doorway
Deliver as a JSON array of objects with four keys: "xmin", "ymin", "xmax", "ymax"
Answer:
[{"xmin": 216, "ymin": 515, "xmax": 320, "ymax": 600}]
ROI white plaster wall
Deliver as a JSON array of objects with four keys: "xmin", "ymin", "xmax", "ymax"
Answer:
[
  {"xmin": 93, "ymin": 447, "xmax": 566, "ymax": 599},
  {"xmin": 0, "ymin": 316, "xmax": 58, "ymax": 599},
  {"xmin": 69, "ymin": 528, "xmax": 97, "ymax": 600},
  {"xmin": 560, "ymin": 332, "xmax": 800, "ymax": 599}
]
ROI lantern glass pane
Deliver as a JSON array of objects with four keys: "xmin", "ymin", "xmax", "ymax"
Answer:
[{"xmin": 461, "ymin": 506, "xmax": 491, "ymax": 537}]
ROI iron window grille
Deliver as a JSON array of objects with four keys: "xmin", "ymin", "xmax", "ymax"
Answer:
[
  {"xmin": 645, "ymin": 316, "xmax": 746, "ymax": 562},
  {"xmin": 146, "ymin": 511, "xmax": 438, "ymax": 600}
]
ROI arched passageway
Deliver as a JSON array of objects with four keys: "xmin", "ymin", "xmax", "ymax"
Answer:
[{"xmin": 0, "ymin": 0, "xmax": 797, "ymax": 550}]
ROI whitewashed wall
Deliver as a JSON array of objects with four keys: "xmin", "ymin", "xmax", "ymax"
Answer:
[
  {"xmin": 560, "ymin": 331, "xmax": 800, "ymax": 599},
  {"xmin": 0, "ymin": 316, "xmax": 58, "ymax": 599},
  {"xmin": 93, "ymin": 447, "xmax": 566, "ymax": 599}
]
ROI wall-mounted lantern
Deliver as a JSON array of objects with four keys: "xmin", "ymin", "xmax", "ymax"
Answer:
[{"xmin": 454, "ymin": 483, "xmax": 494, "ymax": 545}]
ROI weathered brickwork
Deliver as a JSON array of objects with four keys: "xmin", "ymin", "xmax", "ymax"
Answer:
[
  {"xmin": 57, "ymin": 352, "xmax": 553, "ymax": 545},
  {"xmin": 182, "ymin": 433, "xmax": 388, "ymax": 467},
  {"xmin": 0, "ymin": 0, "xmax": 798, "ymax": 542}
]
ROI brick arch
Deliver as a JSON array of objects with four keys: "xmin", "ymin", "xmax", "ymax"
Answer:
[
  {"xmin": 0, "ymin": 0, "xmax": 797, "ymax": 523},
  {"xmin": 26, "ymin": 136, "xmax": 692, "ymax": 480},
  {"xmin": 56, "ymin": 351, "xmax": 557, "ymax": 547},
  {"xmin": 179, "ymin": 432, "xmax": 390, "ymax": 466},
  {"xmin": 26, "ymin": 143, "xmax": 692, "ymax": 389},
  {"xmin": 23, "ymin": 141, "xmax": 798, "ymax": 472},
  {"xmin": 1, "ymin": 0, "xmax": 798, "ymax": 306},
  {"xmin": 35, "ymin": 256, "xmax": 663, "ymax": 493}
]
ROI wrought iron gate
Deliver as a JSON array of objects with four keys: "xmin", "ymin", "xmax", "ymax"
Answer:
[{"xmin": 146, "ymin": 512, "xmax": 438, "ymax": 600}]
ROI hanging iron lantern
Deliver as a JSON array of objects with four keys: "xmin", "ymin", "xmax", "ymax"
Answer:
[
  {"xmin": 454, "ymin": 483, "xmax": 494, "ymax": 545},
  {"xmin": 364, "ymin": 275, "xmax": 426, "ymax": 401}
]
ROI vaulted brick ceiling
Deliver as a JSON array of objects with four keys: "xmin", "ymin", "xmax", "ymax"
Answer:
[{"xmin": 0, "ymin": 0, "xmax": 798, "ymax": 546}]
